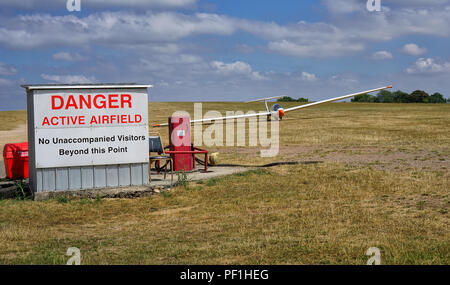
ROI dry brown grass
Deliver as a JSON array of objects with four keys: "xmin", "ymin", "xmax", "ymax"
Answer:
[
  {"xmin": 0, "ymin": 110, "xmax": 27, "ymax": 131},
  {"xmin": 0, "ymin": 102, "xmax": 448, "ymax": 264}
]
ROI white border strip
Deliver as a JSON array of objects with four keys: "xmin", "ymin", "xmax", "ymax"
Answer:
[{"xmin": 22, "ymin": 84, "xmax": 153, "ymax": 90}]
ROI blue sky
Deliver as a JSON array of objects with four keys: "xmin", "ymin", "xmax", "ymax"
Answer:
[{"xmin": 1, "ymin": 0, "xmax": 450, "ymax": 110}]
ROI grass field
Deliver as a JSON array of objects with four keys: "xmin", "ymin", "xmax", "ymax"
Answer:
[
  {"xmin": 0, "ymin": 110, "xmax": 27, "ymax": 131},
  {"xmin": 0, "ymin": 102, "xmax": 449, "ymax": 264}
]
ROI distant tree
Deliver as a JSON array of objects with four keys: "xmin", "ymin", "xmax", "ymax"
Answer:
[
  {"xmin": 297, "ymin": 97, "xmax": 309, "ymax": 102},
  {"xmin": 409, "ymin": 90, "xmax": 429, "ymax": 103},
  {"xmin": 351, "ymin": 93, "xmax": 375, "ymax": 102},
  {"xmin": 277, "ymin": 96, "xmax": 296, "ymax": 102},
  {"xmin": 428, "ymin": 92, "xmax": 446, "ymax": 103},
  {"xmin": 375, "ymin": 90, "xmax": 394, "ymax": 103},
  {"xmin": 392, "ymin": 90, "xmax": 410, "ymax": 103}
]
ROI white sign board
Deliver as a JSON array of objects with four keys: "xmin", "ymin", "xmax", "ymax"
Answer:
[{"xmin": 33, "ymin": 88, "xmax": 149, "ymax": 168}]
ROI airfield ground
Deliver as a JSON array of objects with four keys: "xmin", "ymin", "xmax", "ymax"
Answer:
[{"xmin": 0, "ymin": 102, "xmax": 448, "ymax": 264}]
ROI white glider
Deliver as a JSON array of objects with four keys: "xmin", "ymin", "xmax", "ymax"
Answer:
[{"xmin": 153, "ymin": 86, "xmax": 392, "ymax": 127}]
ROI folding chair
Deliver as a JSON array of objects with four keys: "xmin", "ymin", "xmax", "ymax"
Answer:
[{"xmin": 149, "ymin": 133, "xmax": 173, "ymax": 182}]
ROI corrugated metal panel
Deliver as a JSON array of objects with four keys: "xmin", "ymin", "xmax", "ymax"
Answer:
[
  {"xmin": 119, "ymin": 164, "xmax": 131, "ymax": 186},
  {"xmin": 69, "ymin": 167, "xmax": 82, "ymax": 190},
  {"xmin": 36, "ymin": 169, "xmax": 43, "ymax": 192},
  {"xmin": 55, "ymin": 168, "xmax": 69, "ymax": 190},
  {"xmin": 143, "ymin": 163, "xmax": 149, "ymax": 184},
  {"xmin": 130, "ymin": 164, "xmax": 143, "ymax": 185},
  {"xmin": 106, "ymin": 165, "xmax": 119, "ymax": 187},
  {"xmin": 42, "ymin": 168, "xmax": 56, "ymax": 191},
  {"xmin": 34, "ymin": 163, "xmax": 148, "ymax": 192},
  {"xmin": 81, "ymin": 166, "xmax": 94, "ymax": 189},
  {"xmin": 94, "ymin": 166, "xmax": 107, "ymax": 188}
]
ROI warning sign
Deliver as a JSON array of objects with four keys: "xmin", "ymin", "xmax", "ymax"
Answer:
[{"xmin": 33, "ymin": 88, "xmax": 149, "ymax": 168}]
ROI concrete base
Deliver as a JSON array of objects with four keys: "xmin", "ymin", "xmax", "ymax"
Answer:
[
  {"xmin": 149, "ymin": 166, "xmax": 250, "ymax": 185},
  {"xmin": 0, "ymin": 185, "xmax": 17, "ymax": 199},
  {"xmin": 32, "ymin": 166, "xmax": 250, "ymax": 201},
  {"xmin": 33, "ymin": 185, "xmax": 163, "ymax": 201}
]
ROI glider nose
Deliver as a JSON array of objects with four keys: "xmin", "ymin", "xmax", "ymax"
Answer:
[{"xmin": 278, "ymin": 108, "xmax": 285, "ymax": 118}]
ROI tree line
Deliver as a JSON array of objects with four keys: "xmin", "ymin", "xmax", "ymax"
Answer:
[
  {"xmin": 351, "ymin": 90, "xmax": 449, "ymax": 103},
  {"xmin": 277, "ymin": 96, "xmax": 309, "ymax": 102},
  {"xmin": 277, "ymin": 90, "xmax": 449, "ymax": 104}
]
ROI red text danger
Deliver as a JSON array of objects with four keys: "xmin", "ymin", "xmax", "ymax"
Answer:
[{"xmin": 51, "ymin": 94, "xmax": 132, "ymax": 110}]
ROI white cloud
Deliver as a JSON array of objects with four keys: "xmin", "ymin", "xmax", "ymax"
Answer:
[
  {"xmin": 317, "ymin": 1, "xmax": 450, "ymax": 54},
  {"xmin": 250, "ymin": 71, "xmax": 268, "ymax": 81},
  {"xmin": 88, "ymin": 0, "xmax": 197, "ymax": 8},
  {"xmin": 210, "ymin": 61, "xmax": 252, "ymax": 75},
  {"xmin": 53, "ymin": 52, "xmax": 87, "ymax": 61},
  {"xmin": 301, "ymin": 72, "xmax": 318, "ymax": 82},
  {"xmin": 330, "ymin": 74, "xmax": 359, "ymax": 86},
  {"xmin": 41, "ymin": 74, "xmax": 97, "ymax": 84},
  {"xmin": 370, "ymin": 50, "xmax": 393, "ymax": 60},
  {"xmin": 324, "ymin": 0, "xmax": 450, "ymax": 13},
  {"xmin": 235, "ymin": 44, "xmax": 255, "ymax": 54},
  {"xmin": 406, "ymin": 58, "xmax": 450, "ymax": 74},
  {"xmin": 0, "ymin": 78, "xmax": 13, "ymax": 86},
  {"xmin": 239, "ymin": 20, "xmax": 367, "ymax": 57},
  {"xmin": 242, "ymin": 5, "xmax": 450, "ymax": 57},
  {"xmin": 1, "ymin": 0, "xmax": 197, "ymax": 9},
  {"xmin": 268, "ymin": 39, "xmax": 364, "ymax": 58},
  {"xmin": 3, "ymin": 2, "xmax": 450, "ymax": 109},
  {"xmin": 146, "ymin": 43, "xmax": 181, "ymax": 54},
  {"xmin": 132, "ymin": 53, "xmax": 205, "ymax": 75},
  {"xmin": 401, "ymin": 43, "xmax": 427, "ymax": 56},
  {"xmin": 0, "ymin": 62, "xmax": 18, "ymax": 75},
  {"xmin": 388, "ymin": 0, "xmax": 449, "ymax": 6},
  {"xmin": 323, "ymin": 0, "xmax": 363, "ymax": 14},
  {"xmin": 210, "ymin": 61, "xmax": 267, "ymax": 80},
  {"xmin": 0, "ymin": 6, "xmax": 450, "ymax": 59},
  {"xmin": 0, "ymin": 12, "xmax": 236, "ymax": 49}
]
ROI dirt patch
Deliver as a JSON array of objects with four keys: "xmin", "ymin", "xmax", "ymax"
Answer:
[
  {"xmin": 150, "ymin": 206, "xmax": 195, "ymax": 216},
  {"xmin": 219, "ymin": 145, "xmax": 449, "ymax": 172},
  {"xmin": 310, "ymin": 148, "xmax": 449, "ymax": 171},
  {"xmin": 0, "ymin": 124, "xmax": 27, "ymax": 152}
]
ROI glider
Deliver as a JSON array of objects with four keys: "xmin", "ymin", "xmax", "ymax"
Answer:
[{"xmin": 153, "ymin": 85, "xmax": 392, "ymax": 127}]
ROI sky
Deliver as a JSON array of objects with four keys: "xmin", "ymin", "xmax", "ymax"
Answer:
[{"xmin": 0, "ymin": 0, "xmax": 450, "ymax": 110}]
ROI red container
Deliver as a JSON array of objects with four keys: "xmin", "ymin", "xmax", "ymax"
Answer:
[
  {"xmin": 168, "ymin": 116, "xmax": 193, "ymax": 171},
  {"xmin": 3, "ymin": 142, "xmax": 29, "ymax": 179}
]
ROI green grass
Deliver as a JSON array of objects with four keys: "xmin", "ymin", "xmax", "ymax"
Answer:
[{"xmin": 56, "ymin": 196, "xmax": 70, "ymax": 204}]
